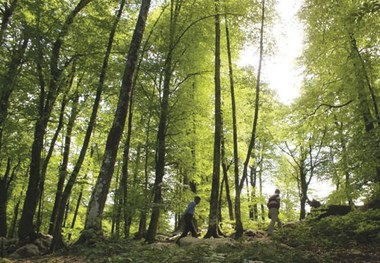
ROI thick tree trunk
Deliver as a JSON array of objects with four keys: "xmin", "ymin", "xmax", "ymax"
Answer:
[
  {"xmin": 204, "ymin": 0, "xmax": 222, "ymax": 239},
  {"xmin": 80, "ymin": 0, "xmax": 150, "ymax": 238}
]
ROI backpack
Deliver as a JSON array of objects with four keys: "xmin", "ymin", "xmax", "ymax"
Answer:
[{"xmin": 267, "ymin": 194, "xmax": 280, "ymax": 209}]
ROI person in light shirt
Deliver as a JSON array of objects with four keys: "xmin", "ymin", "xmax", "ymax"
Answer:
[{"xmin": 178, "ymin": 196, "xmax": 201, "ymax": 240}]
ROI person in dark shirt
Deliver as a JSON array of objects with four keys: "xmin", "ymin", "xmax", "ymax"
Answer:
[
  {"xmin": 178, "ymin": 196, "xmax": 201, "ymax": 240},
  {"xmin": 267, "ymin": 189, "xmax": 282, "ymax": 235}
]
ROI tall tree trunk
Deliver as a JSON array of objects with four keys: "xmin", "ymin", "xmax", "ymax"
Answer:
[
  {"xmin": 348, "ymin": 33, "xmax": 380, "ymax": 185},
  {"xmin": 224, "ymin": 11, "xmax": 237, "ymax": 223},
  {"xmin": 235, "ymin": 0, "xmax": 265, "ymax": 239},
  {"xmin": 121, "ymin": 84, "xmax": 136, "ymax": 239},
  {"xmin": 18, "ymin": 0, "xmax": 93, "ymax": 242},
  {"xmin": 204, "ymin": 0, "xmax": 222, "ymax": 239},
  {"xmin": 146, "ymin": 0, "xmax": 180, "ymax": 243},
  {"xmin": 112, "ymin": 163, "xmax": 122, "ymax": 237},
  {"xmin": 80, "ymin": 0, "xmax": 150, "ymax": 239},
  {"xmin": 50, "ymin": 0, "xmax": 130, "ymax": 251},
  {"xmin": 49, "ymin": 92, "xmax": 78, "ymax": 235},
  {"xmin": 45, "ymin": 96, "xmax": 68, "ymax": 236},
  {"xmin": 137, "ymin": 94, "xmax": 155, "ymax": 239}
]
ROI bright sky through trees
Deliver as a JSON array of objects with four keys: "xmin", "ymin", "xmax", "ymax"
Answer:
[
  {"xmin": 239, "ymin": 0, "xmax": 304, "ymax": 104},
  {"xmin": 240, "ymin": 0, "xmax": 338, "ymax": 201}
]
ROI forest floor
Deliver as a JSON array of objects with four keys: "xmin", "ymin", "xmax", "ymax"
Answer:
[
  {"xmin": 4, "ymin": 234, "xmax": 380, "ymax": 263},
  {"xmin": 3, "ymin": 209, "xmax": 380, "ymax": 263}
]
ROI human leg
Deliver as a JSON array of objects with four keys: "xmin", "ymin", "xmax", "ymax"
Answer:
[
  {"xmin": 268, "ymin": 208, "xmax": 279, "ymax": 235},
  {"xmin": 179, "ymin": 215, "xmax": 191, "ymax": 239}
]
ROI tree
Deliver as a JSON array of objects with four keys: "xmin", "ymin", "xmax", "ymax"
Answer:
[
  {"xmin": 79, "ymin": 0, "xmax": 151, "ymax": 241},
  {"xmin": 299, "ymin": 0, "xmax": 380, "ymax": 206},
  {"xmin": 235, "ymin": 0, "xmax": 266, "ymax": 238},
  {"xmin": 204, "ymin": 0, "xmax": 222, "ymax": 239},
  {"xmin": 18, "ymin": 0, "xmax": 93, "ymax": 242}
]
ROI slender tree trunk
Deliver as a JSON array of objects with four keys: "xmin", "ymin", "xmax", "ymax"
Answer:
[
  {"xmin": 224, "ymin": 11, "xmax": 237, "ymax": 223},
  {"xmin": 259, "ymin": 163, "xmax": 265, "ymax": 221},
  {"xmin": 146, "ymin": 0, "xmax": 180, "ymax": 243},
  {"xmin": 49, "ymin": 92, "xmax": 78, "ymax": 235},
  {"xmin": 121, "ymin": 84, "xmax": 136, "ymax": 239},
  {"xmin": 68, "ymin": 178, "xmax": 85, "ymax": 241},
  {"xmin": 19, "ymin": 0, "xmax": 93, "ymax": 242},
  {"xmin": 112, "ymin": 163, "xmax": 121, "ymax": 237},
  {"xmin": 235, "ymin": 0, "xmax": 265, "ymax": 238},
  {"xmin": 299, "ymin": 152, "xmax": 308, "ymax": 220},
  {"xmin": 137, "ymin": 95, "xmax": 154, "ymax": 239},
  {"xmin": 50, "ymin": 0, "xmax": 129, "ymax": 251},
  {"xmin": 221, "ymin": 133, "xmax": 234, "ymax": 221},
  {"xmin": 81, "ymin": 0, "xmax": 150, "ymax": 239},
  {"xmin": 204, "ymin": 0, "xmax": 222, "ymax": 239},
  {"xmin": 63, "ymin": 200, "xmax": 70, "ymax": 228}
]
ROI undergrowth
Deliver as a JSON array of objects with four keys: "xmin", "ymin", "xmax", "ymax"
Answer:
[{"xmin": 61, "ymin": 209, "xmax": 380, "ymax": 263}]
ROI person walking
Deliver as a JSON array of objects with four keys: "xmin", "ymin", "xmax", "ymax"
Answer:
[
  {"xmin": 267, "ymin": 189, "xmax": 282, "ymax": 235},
  {"xmin": 178, "ymin": 196, "xmax": 201, "ymax": 241}
]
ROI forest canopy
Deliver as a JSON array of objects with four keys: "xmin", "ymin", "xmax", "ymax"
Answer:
[{"xmin": 0, "ymin": 0, "xmax": 379, "ymax": 253}]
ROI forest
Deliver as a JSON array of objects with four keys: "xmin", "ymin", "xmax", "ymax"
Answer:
[{"xmin": 0, "ymin": 0, "xmax": 380, "ymax": 262}]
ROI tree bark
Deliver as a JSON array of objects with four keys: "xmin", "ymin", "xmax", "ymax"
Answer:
[
  {"xmin": 224, "ymin": 11, "xmax": 237, "ymax": 222},
  {"xmin": 80, "ymin": 0, "xmax": 150, "ymax": 238},
  {"xmin": 204, "ymin": 0, "xmax": 222, "ymax": 239}
]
